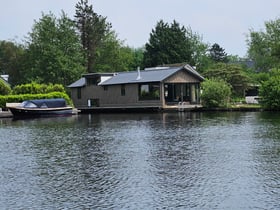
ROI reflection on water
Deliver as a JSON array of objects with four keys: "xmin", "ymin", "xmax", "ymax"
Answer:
[{"xmin": 0, "ymin": 112, "xmax": 280, "ymax": 209}]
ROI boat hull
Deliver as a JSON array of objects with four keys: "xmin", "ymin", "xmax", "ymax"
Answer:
[{"xmin": 8, "ymin": 107, "xmax": 74, "ymax": 118}]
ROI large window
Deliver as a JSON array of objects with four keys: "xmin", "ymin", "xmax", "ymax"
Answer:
[{"xmin": 139, "ymin": 83, "xmax": 160, "ymax": 100}]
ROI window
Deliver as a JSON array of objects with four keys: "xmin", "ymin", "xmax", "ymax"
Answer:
[
  {"xmin": 139, "ymin": 83, "xmax": 160, "ymax": 100},
  {"xmin": 121, "ymin": 84, "xmax": 125, "ymax": 96},
  {"xmin": 77, "ymin": 87, "xmax": 81, "ymax": 99},
  {"xmin": 86, "ymin": 77, "xmax": 100, "ymax": 86}
]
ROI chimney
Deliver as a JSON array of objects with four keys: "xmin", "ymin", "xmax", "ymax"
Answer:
[{"xmin": 136, "ymin": 67, "xmax": 141, "ymax": 80}]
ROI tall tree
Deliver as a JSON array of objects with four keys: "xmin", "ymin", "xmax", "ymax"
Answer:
[
  {"xmin": 143, "ymin": 20, "xmax": 191, "ymax": 67},
  {"xmin": 25, "ymin": 12, "xmax": 85, "ymax": 86},
  {"xmin": 247, "ymin": 17, "xmax": 280, "ymax": 72},
  {"xmin": 209, "ymin": 43, "xmax": 228, "ymax": 63},
  {"xmin": 75, "ymin": 0, "xmax": 111, "ymax": 72}
]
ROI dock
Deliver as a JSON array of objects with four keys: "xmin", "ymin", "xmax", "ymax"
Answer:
[{"xmin": 0, "ymin": 111, "xmax": 13, "ymax": 118}]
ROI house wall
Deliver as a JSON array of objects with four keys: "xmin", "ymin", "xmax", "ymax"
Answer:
[
  {"xmin": 164, "ymin": 69, "xmax": 200, "ymax": 83},
  {"xmin": 71, "ymin": 84, "xmax": 162, "ymax": 109}
]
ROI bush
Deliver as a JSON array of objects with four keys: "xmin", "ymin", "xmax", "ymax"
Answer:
[
  {"xmin": 259, "ymin": 69, "xmax": 280, "ymax": 109},
  {"xmin": 0, "ymin": 79, "xmax": 11, "ymax": 95},
  {"xmin": 201, "ymin": 79, "xmax": 231, "ymax": 108},
  {"xmin": 12, "ymin": 82, "xmax": 66, "ymax": 95}
]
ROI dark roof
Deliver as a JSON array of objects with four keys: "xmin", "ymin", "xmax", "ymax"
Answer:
[
  {"xmin": 67, "ymin": 64, "xmax": 204, "ymax": 88},
  {"xmin": 100, "ymin": 64, "xmax": 204, "ymax": 86},
  {"xmin": 68, "ymin": 77, "xmax": 86, "ymax": 88}
]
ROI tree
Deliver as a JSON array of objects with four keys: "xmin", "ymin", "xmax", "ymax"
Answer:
[
  {"xmin": 25, "ymin": 12, "xmax": 85, "ymax": 86},
  {"xmin": 203, "ymin": 63, "xmax": 250, "ymax": 97},
  {"xmin": 143, "ymin": 20, "xmax": 194, "ymax": 67},
  {"xmin": 201, "ymin": 79, "xmax": 231, "ymax": 108},
  {"xmin": 247, "ymin": 17, "xmax": 280, "ymax": 72},
  {"xmin": 209, "ymin": 43, "xmax": 228, "ymax": 63},
  {"xmin": 75, "ymin": 0, "xmax": 111, "ymax": 72},
  {"xmin": 0, "ymin": 41, "xmax": 25, "ymax": 86},
  {"xmin": 259, "ymin": 68, "xmax": 280, "ymax": 109},
  {"xmin": 94, "ymin": 31, "xmax": 136, "ymax": 72}
]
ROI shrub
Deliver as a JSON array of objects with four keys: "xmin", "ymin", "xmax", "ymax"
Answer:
[
  {"xmin": 201, "ymin": 79, "xmax": 231, "ymax": 108},
  {"xmin": 259, "ymin": 69, "xmax": 280, "ymax": 109},
  {"xmin": 12, "ymin": 82, "xmax": 66, "ymax": 95}
]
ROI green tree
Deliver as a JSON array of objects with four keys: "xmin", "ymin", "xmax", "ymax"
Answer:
[
  {"xmin": 75, "ymin": 0, "xmax": 111, "ymax": 72},
  {"xmin": 0, "ymin": 41, "xmax": 25, "ymax": 86},
  {"xmin": 143, "ymin": 20, "xmax": 194, "ymax": 67},
  {"xmin": 25, "ymin": 12, "xmax": 85, "ymax": 86},
  {"xmin": 247, "ymin": 17, "xmax": 280, "ymax": 71},
  {"xmin": 201, "ymin": 79, "xmax": 231, "ymax": 108},
  {"xmin": 94, "ymin": 31, "xmax": 135, "ymax": 72},
  {"xmin": 209, "ymin": 43, "xmax": 228, "ymax": 63},
  {"xmin": 203, "ymin": 63, "xmax": 250, "ymax": 97},
  {"xmin": 259, "ymin": 68, "xmax": 280, "ymax": 109}
]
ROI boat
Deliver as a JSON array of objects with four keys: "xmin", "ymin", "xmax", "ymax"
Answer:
[{"xmin": 6, "ymin": 98, "xmax": 75, "ymax": 118}]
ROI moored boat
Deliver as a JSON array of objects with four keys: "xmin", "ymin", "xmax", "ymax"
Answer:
[{"xmin": 6, "ymin": 98, "xmax": 74, "ymax": 118}]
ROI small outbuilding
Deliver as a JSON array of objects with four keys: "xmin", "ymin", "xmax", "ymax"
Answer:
[{"xmin": 68, "ymin": 64, "xmax": 204, "ymax": 111}]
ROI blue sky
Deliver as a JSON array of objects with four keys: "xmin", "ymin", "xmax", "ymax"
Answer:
[{"xmin": 1, "ymin": 0, "xmax": 280, "ymax": 57}]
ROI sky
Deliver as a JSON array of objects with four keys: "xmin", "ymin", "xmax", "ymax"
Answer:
[{"xmin": 1, "ymin": 0, "xmax": 280, "ymax": 57}]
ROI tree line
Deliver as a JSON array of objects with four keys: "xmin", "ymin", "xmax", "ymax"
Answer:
[{"xmin": 2, "ymin": 0, "xmax": 280, "ymax": 108}]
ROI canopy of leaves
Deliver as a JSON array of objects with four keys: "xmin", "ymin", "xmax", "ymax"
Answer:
[
  {"xmin": 247, "ymin": 17, "xmax": 280, "ymax": 72},
  {"xmin": 201, "ymin": 79, "xmax": 231, "ymax": 108},
  {"xmin": 0, "ymin": 41, "xmax": 25, "ymax": 86},
  {"xmin": 203, "ymin": 63, "xmax": 250, "ymax": 96},
  {"xmin": 25, "ymin": 12, "xmax": 85, "ymax": 86},
  {"xmin": 143, "ymin": 20, "xmax": 206, "ymax": 68},
  {"xmin": 94, "ymin": 32, "xmax": 137, "ymax": 72},
  {"xmin": 208, "ymin": 43, "xmax": 228, "ymax": 63}
]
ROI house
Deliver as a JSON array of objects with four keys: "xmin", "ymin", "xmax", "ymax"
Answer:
[{"xmin": 68, "ymin": 64, "xmax": 204, "ymax": 112}]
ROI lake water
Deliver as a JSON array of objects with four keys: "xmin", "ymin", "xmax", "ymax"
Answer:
[{"xmin": 0, "ymin": 112, "xmax": 279, "ymax": 209}]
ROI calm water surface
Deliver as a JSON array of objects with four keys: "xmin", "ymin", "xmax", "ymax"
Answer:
[{"xmin": 0, "ymin": 112, "xmax": 280, "ymax": 209}]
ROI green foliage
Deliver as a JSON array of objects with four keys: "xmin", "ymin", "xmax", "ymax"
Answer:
[
  {"xmin": 0, "ymin": 41, "xmax": 25, "ymax": 86},
  {"xmin": 143, "ymin": 20, "xmax": 206, "ymax": 68},
  {"xmin": 94, "ymin": 32, "xmax": 137, "ymax": 72},
  {"xmin": 201, "ymin": 79, "xmax": 232, "ymax": 108},
  {"xmin": 247, "ymin": 17, "xmax": 280, "ymax": 72},
  {"xmin": 25, "ymin": 12, "xmax": 85, "ymax": 86},
  {"xmin": 0, "ymin": 79, "xmax": 11, "ymax": 95},
  {"xmin": 75, "ymin": 0, "xmax": 111, "ymax": 72},
  {"xmin": 0, "ymin": 92, "xmax": 72, "ymax": 108},
  {"xmin": 203, "ymin": 63, "xmax": 250, "ymax": 97},
  {"xmin": 259, "ymin": 69, "xmax": 280, "ymax": 109},
  {"xmin": 12, "ymin": 82, "xmax": 66, "ymax": 95},
  {"xmin": 208, "ymin": 43, "xmax": 228, "ymax": 63}
]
